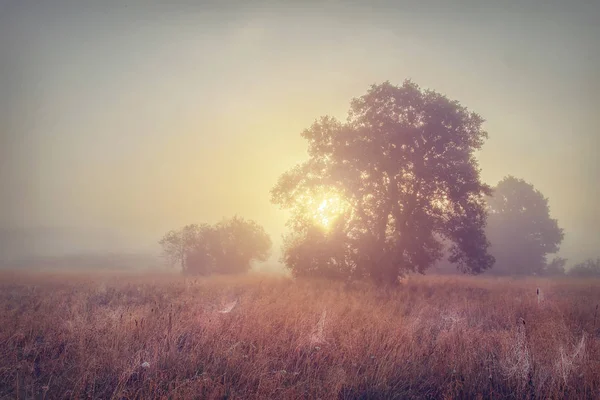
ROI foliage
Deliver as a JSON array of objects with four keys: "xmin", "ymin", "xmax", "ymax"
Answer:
[
  {"xmin": 159, "ymin": 217, "xmax": 271, "ymax": 275},
  {"xmin": 568, "ymin": 258, "xmax": 600, "ymax": 277},
  {"xmin": 272, "ymin": 80, "xmax": 494, "ymax": 284},
  {"xmin": 486, "ymin": 176, "xmax": 564, "ymax": 276},
  {"xmin": 280, "ymin": 222, "xmax": 354, "ymax": 280},
  {"xmin": 543, "ymin": 257, "xmax": 567, "ymax": 276},
  {"xmin": 206, "ymin": 216, "xmax": 272, "ymax": 274},
  {"xmin": 158, "ymin": 224, "xmax": 205, "ymax": 272}
]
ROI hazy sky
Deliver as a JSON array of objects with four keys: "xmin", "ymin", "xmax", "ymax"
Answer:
[{"xmin": 1, "ymin": 0, "xmax": 598, "ymax": 262}]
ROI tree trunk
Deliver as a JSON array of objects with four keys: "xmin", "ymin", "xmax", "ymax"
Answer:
[{"xmin": 180, "ymin": 244, "xmax": 186, "ymax": 273}]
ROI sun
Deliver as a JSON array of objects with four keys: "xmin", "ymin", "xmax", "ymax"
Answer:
[{"xmin": 308, "ymin": 192, "xmax": 348, "ymax": 229}]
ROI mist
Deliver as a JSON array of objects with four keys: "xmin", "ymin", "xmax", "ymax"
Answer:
[{"xmin": 1, "ymin": 0, "xmax": 598, "ymax": 268}]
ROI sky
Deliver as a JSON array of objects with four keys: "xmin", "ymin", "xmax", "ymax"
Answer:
[{"xmin": 0, "ymin": 0, "xmax": 598, "ymax": 264}]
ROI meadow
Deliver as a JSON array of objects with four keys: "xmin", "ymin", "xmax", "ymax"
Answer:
[{"xmin": 0, "ymin": 270, "xmax": 599, "ymax": 399}]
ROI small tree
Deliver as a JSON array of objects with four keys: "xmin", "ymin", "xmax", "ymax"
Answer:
[
  {"xmin": 486, "ymin": 176, "xmax": 564, "ymax": 275},
  {"xmin": 158, "ymin": 224, "xmax": 204, "ymax": 273},
  {"xmin": 206, "ymin": 216, "xmax": 272, "ymax": 274},
  {"xmin": 160, "ymin": 217, "xmax": 272, "ymax": 275},
  {"xmin": 186, "ymin": 224, "xmax": 219, "ymax": 275}
]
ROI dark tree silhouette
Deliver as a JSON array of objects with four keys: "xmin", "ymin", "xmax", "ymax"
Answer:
[
  {"xmin": 544, "ymin": 257, "xmax": 567, "ymax": 276},
  {"xmin": 159, "ymin": 217, "xmax": 271, "ymax": 275},
  {"xmin": 568, "ymin": 258, "xmax": 600, "ymax": 278},
  {"xmin": 271, "ymin": 80, "xmax": 495, "ymax": 284},
  {"xmin": 486, "ymin": 176, "xmax": 564, "ymax": 276}
]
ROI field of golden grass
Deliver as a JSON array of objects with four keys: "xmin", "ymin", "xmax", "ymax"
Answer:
[{"xmin": 1, "ymin": 270, "xmax": 599, "ymax": 399}]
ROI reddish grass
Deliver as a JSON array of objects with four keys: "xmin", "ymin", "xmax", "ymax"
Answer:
[{"xmin": 0, "ymin": 270, "xmax": 599, "ymax": 399}]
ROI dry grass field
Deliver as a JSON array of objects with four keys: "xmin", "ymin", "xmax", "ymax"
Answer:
[{"xmin": 0, "ymin": 270, "xmax": 599, "ymax": 399}]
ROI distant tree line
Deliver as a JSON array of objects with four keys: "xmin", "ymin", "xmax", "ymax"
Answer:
[
  {"xmin": 160, "ymin": 80, "xmax": 597, "ymax": 281},
  {"xmin": 567, "ymin": 258, "xmax": 600, "ymax": 277}
]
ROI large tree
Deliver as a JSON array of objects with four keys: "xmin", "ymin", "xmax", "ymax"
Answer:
[
  {"xmin": 159, "ymin": 217, "xmax": 272, "ymax": 275},
  {"xmin": 486, "ymin": 176, "xmax": 564, "ymax": 275},
  {"xmin": 271, "ymin": 80, "xmax": 495, "ymax": 284}
]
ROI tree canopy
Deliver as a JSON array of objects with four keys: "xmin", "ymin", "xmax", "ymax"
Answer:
[
  {"xmin": 544, "ymin": 257, "xmax": 567, "ymax": 277},
  {"xmin": 485, "ymin": 176, "xmax": 564, "ymax": 276},
  {"xmin": 159, "ymin": 216, "xmax": 271, "ymax": 275},
  {"xmin": 271, "ymin": 80, "xmax": 495, "ymax": 284}
]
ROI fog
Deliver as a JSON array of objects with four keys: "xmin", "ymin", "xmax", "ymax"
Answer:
[{"xmin": 1, "ymin": 0, "xmax": 598, "ymax": 266}]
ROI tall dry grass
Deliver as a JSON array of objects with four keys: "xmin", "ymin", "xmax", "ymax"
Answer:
[{"xmin": 0, "ymin": 270, "xmax": 599, "ymax": 399}]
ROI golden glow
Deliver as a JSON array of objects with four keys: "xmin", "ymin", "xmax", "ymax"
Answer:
[
  {"xmin": 306, "ymin": 191, "xmax": 349, "ymax": 229},
  {"xmin": 431, "ymin": 195, "xmax": 451, "ymax": 212},
  {"xmin": 10, "ymin": 4, "xmax": 595, "ymax": 262}
]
